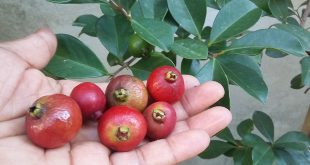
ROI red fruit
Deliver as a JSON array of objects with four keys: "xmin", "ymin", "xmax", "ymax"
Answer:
[
  {"xmin": 70, "ymin": 82, "xmax": 106, "ymax": 121},
  {"xmin": 98, "ymin": 106, "xmax": 147, "ymax": 152},
  {"xmin": 144, "ymin": 102, "xmax": 176, "ymax": 140},
  {"xmin": 25, "ymin": 94, "xmax": 82, "ymax": 149},
  {"xmin": 105, "ymin": 75, "xmax": 148, "ymax": 112},
  {"xmin": 147, "ymin": 66, "xmax": 185, "ymax": 103}
]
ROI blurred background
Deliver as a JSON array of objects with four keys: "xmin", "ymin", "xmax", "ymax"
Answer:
[{"xmin": 0, "ymin": 0, "xmax": 309, "ymax": 164}]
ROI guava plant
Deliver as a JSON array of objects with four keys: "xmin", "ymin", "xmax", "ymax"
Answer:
[{"xmin": 45, "ymin": 0, "xmax": 310, "ymax": 164}]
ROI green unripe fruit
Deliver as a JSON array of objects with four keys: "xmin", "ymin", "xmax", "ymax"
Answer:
[{"xmin": 128, "ymin": 34, "xmax": 153, "ymax": 57}]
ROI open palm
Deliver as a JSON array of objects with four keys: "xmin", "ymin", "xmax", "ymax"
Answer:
[{"xmin": 0, "ymin": 29, "xmax": 232, "ymax": 165}]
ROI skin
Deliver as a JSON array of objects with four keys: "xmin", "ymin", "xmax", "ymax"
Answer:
[{"xmin": 0, "ymin": 29, "xmax": 232, "ymax": 165}]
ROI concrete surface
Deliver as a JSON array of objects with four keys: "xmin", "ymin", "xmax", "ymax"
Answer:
[{"xmin": 1, "ymin": 0, "xmax": 309, "ymax": 164}]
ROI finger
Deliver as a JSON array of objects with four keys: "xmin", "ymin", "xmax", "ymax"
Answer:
[
  {"xmin": 45, "ymin": 144, "xmax": 71, "ymax": 165},
  {"xmin": 0, "ymin": 28, "xmax": 57, "ymax": 69},
  {"xmin": 110, "ymin": 130, "xmax": 210, "ymax": 165},
  {"xmin": 173, "ymin": 106, "xmax": 232, "ymax": 137},
  {"xmin": 0, "ymin": 117, "xmax": 25, "ymax": 138},
  {"xmin": 182, "ymin": 75, "xmax": 200, "ymax": 90},
  {"xmin": 71, "ymin": 141, "xmax": 110, "ymax": 165},
  {"xmin": 176, "ymin": 81, "xmax": 225, "ymax": 120}
]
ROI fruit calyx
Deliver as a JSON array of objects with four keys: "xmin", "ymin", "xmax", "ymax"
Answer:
[
  {"xmin": 165, "ymin": 71, "xmax": 178, "ymax": 82},
  {"xmin": 29, "ymin": 103, "xmax": 44, "ymax": 119},
  {"xmin": 116, "ymin": 126, "xmax": 130, "ymax": 141},
  {"xmin": 114, "ymin": 88, "xmax": 129, "ymax": 102},
  {"xmin": 152, "ymin": 109, "xmax": 166, "ymax": 123}
]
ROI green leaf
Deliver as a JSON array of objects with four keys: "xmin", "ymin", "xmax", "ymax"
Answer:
[
  {"xmin": 167, "ymin": 0, "xmax": 206, "ymax": 38},
  {"xmin": 242, "ymin": 133, "xmax": 266, "ymax": 147},
  {"xmin": 47, "ymin": 0, "xmax": 104, "ymax": 3},
  {"xmin": 41, "ymin": 69, "xmax": 64, "ymax": 80},
  {"xmin": 163, "ymin": 11, "xmax": 179, "ymax": 27},
  {"xmin": 237, "ymin": 119, "xmax": 254, "ymax": 138},
  {"xmin": 44, "ymin": 34, "xmax": 108, "ymax": 79},
  {"xmin": 176, "ymin": 27, "xmax": 190, "ymax": 39},
  {"xmin": 209, "ymin": 0, "xmax": 262, "ymax": 44},
  {"xmin": 199, "ymin": 140, "xmax": 235, "ymax": 159},
  {"xmin": 162, "ymin": 51, "xmax": 177, "ymax": 65},
  {"xmin": 73, "ymin": 14, "xmax": 98, "ymax": 37},
  {"xmin": 301, "ymin": 57, "xmax": 310, "ymax": 86},
  {"xmin": 226, "ymin": 29, "xmax": 306, "ymax": 57},
  {"xmin": 252, "ymin": 111, "xmax": 274, "ymax": 142},
  {"xmin": 268, "ymin": 0, "xmax": 289, "ymax": 22},
  {"xmin": 181, "ymin": 59, "xmax": 200, "ymax": 76},
  {"xmin": 217, "ymin": 54, "xmax": 267, "ymax": 103},
  {"xmin": 275, "ymin": 131, "xmax": 310, "ymax": 151},
  {"xmin": 171, "ymin": 39, "xmax": 208, "ymax": 59},
  {"xmin": 195, "ymin": 59, "xmax": 230, "ymax": 109},
  {"xmin": 233, "ymin": 148, "xmax": 253, "ymax": 165},
  {"xmin": 216, "ymin": 0, "xmax": 232, "ymax": 8},
  {"xmin": 97, "ymin": 15, "xmax": 133, "ymax": 58},
  {"xmin": 100, "ymin": 3, "xmax": 116, "ymax": 16},
  {"xmin": 287, "ymin": 17, "xmax": 300, "ymax": 26},
  {"xmin": 201, "ymin": 26, "xmax": 212, "ymax": 41},
  {"xmin": 276, "ymin": 24, "xmax": 310, "ymax": 51},
  {"xmin": 291, "ymin": 74, "xmax": 305, "ymax": 89},
  {"xmin": 131, "ymin": 52, "xmax": 175, "ymax": 80},
  {"xmin": 250, "ymin": 0, "xmax": 270, "ymax": 14},
  {"xmin": 216, "ymin": 127, "xmax": 235, "ymax": 143},
  {"xmin": 274, "ymin": 149, "xmax": 296, "ymax": 165},
  {"xmin": 131, "ymin": 18, "xmax": 176, "ymax": 52},
  {"xmin": 265, "ymin": 49, "xmax": 288, "ymax": 58},
  {"xmin": 206, "ymin": 0, "xmax": 220, "ymax": 10},
  {"xmin": 252, "ymin": 141, "xmax": 275, "ymax": 165},
  {"xmin": 131, "ymin": 0, "xmax": 168, "ymax": 20},
  {"xmin": 286, "ymin": 149, "xmax": 310, "ymax": 165}
]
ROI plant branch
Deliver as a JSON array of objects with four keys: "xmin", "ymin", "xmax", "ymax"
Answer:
[
  {"xmin": 301, "ymin": 0, "xmax": 310, "ymax": 27},
  {"xmin": 107, "ymin": 57, "xmax": 137, "ymax": 81},
  {"xmin": 108, "ymin": 0, "xmax": 131, "ymax": 20}
]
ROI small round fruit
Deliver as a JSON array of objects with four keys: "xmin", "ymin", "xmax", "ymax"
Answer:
[
  {"xmin": 98, "ymin": 106, "xmax": 147, "ymax": 151},
  {"xmin": 147, "ymin": 66, "xmax": 185, "ymax": 103},
  {"xmin": 144, "ymin": 102, "xmax": 176, "ymax": 140},
  {"xmin": 70, "ymin": 82, "xmax": 106, "ymax": 121},
  {"xmin": 105, "ymin": 75, "xmax": 148, "ymax": 112},
  {"xmin": 128, "ymin": 34, "xmax": 153, "ymax": 57},
  {"xmin": 26, "ymin": 94, "xmax": 82, "ymax": 149}
]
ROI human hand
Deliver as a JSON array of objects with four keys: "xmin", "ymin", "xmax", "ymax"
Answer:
[{"xmin": 0, "ymin": 29, "xmax": 232, "ymax": 165}]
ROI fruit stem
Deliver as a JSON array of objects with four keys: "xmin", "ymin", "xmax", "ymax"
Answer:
[
  {"xmin": 108, "ymin": 0, "xmax": 131, "ymax": 20},
  {"xmin": 165, "ymin": 71, "xmax": 178, "ymax": 82},
  {"xmin": 29, "ymin": 103, "xmax": 43, "ymax": 119},
  {"xmin": 116, "ymin": 126, "xmax": 130, "ymax": 141},
  {"xmin": 114, "ymin": 88, "xmax": 129, "ymax": 102},
  {"xmin": 152, "ymin": 109, "xmax": 166, "ymax": 123}
]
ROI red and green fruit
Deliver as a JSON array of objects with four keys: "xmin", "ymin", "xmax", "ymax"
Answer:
[
  {"xmin": 105, "ymin": 75, "xmax": 148, "ymax": 112},
  {"xmin": 70, "ymin": 82, "xmax": 106, "ymax": 121},
  {"xmin": 98, "ymin": 105, "xmax": 147, "ymax": 152},
  {"xmin": 144, "ymin": 101, "xmax": 176, "ymax": 140},
  {"xmin": 25, "ymin": 94, "xmax": 82, "ymax": 149},
  {"xmin": 147, "ymin": 66, "xmax": 185, "ymax": 103}
]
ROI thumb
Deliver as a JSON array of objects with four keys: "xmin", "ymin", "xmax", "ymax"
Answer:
[{"xmin": 0, "ymin": 28, "xmax": 57, "ymax": 69}]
